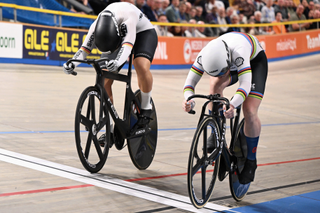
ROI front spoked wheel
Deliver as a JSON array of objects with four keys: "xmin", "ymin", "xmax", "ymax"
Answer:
[
  {"xmin": 187, "ymin": 117, "xmax": 221, "ymax": 209},
  {"xmin": 74, "ymin": 86, "xmax": 110, "ymax": 173},
  {"xmin": 229, "ymin": 118, "xmax": 251, "ymax": 201},
  {"xmin": 127, "ymin": 90, "xmax": 158, "ymax": 170}
]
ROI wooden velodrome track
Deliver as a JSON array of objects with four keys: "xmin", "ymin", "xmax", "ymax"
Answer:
[{"xmin": 0, "ymin": 54, "xmax": 319, "ymax": 213}]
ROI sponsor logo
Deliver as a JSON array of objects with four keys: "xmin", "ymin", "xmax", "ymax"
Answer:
[
  {"xmin": 183, "ymin": 39, "xmax": 191, "ymax": 63},
  {"xmin": 306, "ymin": 34, "xmax": 320, "ymax": 49},
  {"xmin": 135, "ymin": 129, "xmax": 145, "ymax": 135},
  {"xmin": 154, "ymin": 41, "xmax": 168, "ymax": 60},
  {"xmin": 235, "ymin": 57, "xmax": 244, "ymax": 67},
  {"xmin": 276, "ymin": 39, "xmax": 296, "ymax": 51}
]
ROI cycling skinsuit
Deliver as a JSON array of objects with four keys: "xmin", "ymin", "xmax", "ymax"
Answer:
[
  {"xmin": 183, "ymin": 32, "xmax": 268, "ymax": 108},
  {"xmin": 72, "ymin": 2, "xmax": 158, "ymax": 67}
]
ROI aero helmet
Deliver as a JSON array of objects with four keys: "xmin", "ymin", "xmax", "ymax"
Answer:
[
  {"xmin": 94, "ymin": 11, "xmax": 121, "ymax": 53},
  {"xmin": 200, "ymin": 39, "xmax": 231, "ymax": 77}
]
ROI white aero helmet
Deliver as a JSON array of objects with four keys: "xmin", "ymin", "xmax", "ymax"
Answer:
[{"xmin": 200, "ymin": 39, "xmax": 231, "ymax": 77}]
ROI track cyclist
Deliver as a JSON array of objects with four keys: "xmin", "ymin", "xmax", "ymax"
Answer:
[
  {"xmin": 63, "ymin": 2, "xmax": 158, "ymax": 142},
  {"xmin": 182, "ymin": 32, "xmax": 268, "ymax": 184}
]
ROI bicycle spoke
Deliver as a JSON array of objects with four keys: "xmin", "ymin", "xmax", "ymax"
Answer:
[
  {"xmin": 202, "ymin": 167, "xmax": 206, "ymax": 199},
  {"xmin": 96, "ymin": 116, "xmax": 108, "ymax": 132},
  {"xmin": 84, "ymin": 132, "xmax": 92, "ymax": 158},
  {"xmin": 79, "ymin": 114, "xmax": 91, "ymax": 127},
  {"xmin": 192, "ymin": 156, "xmax": 205, "ymax": 176},
  {"xmin": 93, "ymin": 136, "xmax": 104, "ymax": 160},
  {"xmin": 89, "ymin": 95, "xmax": 96, "ymax": 124}
]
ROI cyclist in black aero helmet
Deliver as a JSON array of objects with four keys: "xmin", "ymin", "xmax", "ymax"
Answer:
[{"xmin": 63, "ymin": 2, "xmax": 158, "ymax": 141}]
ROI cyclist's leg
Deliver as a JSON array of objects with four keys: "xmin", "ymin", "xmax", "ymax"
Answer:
[
  {"xmin": 239, "ymin": 51, "xmax": 268, "ymax": 184},
  {"xmin": 133, "ymin": 57, "xmax": 153, "ymax": 109},
  {"xmin": 132, "ymin": 29, "xmax": 158, "ymax": 126},
  {"xmin": 104, "ymin": 78, "xmax": 114, "ymax": 103}
]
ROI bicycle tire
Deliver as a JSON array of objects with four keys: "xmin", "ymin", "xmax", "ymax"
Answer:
[
  {"xmin": 187, "ymin": 117, "xmax": 221, "ymax": 209},
  {"xmin": 127, "ymin": 90, "xmax": 158, "ymax": 170},
  {"xmin": 229, "ymin": 118, "xmax": 251, "ymax": 201},
  {"xmin": 74, "ymin": 86, "xmax": 110, "ymax": 173}
]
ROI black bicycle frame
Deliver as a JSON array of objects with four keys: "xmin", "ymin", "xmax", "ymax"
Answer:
[
  {"xmin": 189, "ymin": 94, "xmax": 242, "ymax": 173},
  {"xmin": 68, "ymin": 53, "xmax": 140, "ymax": 139},
  {"xmin": 220, "ymin": 106, "xmax": 242, "ymax": 173}
]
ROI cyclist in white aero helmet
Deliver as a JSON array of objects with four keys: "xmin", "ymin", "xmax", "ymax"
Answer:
[
  {"xmin": 200, "ymin": 39, "xmax": 231, "ymax": 77},
  {"xmin": 182, "ymin": 32, "xmax": 268, "ymax": 185}
]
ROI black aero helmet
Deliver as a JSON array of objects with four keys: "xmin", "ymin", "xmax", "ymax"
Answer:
[{"xmin": 94, "ymin": 11, "xmax": 121, "ymax": 53}]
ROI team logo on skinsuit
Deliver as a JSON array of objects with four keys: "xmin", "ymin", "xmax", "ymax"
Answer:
[
  {"xmin": 184, "ymin": 39, "xmax": 191, "ymax": 63},
  {"xmin": 235, "ymin": 57, "xmax": 244, "ymax": 67}
]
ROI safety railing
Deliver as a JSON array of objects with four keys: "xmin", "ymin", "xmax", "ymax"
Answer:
[
  {"xmin": 0, "ymin": 2, "xmax": 319, "ymax": 33},
  {"xmin": 0, "ymin": 2, "xmax": 96, "ymax": 27}
]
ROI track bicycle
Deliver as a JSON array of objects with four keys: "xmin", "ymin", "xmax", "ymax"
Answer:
[
  {"xmin": 66, "ymin": 53, "xmax": 158, "ymax": 173},
  {"xmin": 187, "ymin": 94, "xmax": 250, "ymax": 209}
]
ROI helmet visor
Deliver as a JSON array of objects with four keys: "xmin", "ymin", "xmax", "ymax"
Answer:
[{"xmin": 215, "ymin": 66, "xmax": 229, "ymax": 77}]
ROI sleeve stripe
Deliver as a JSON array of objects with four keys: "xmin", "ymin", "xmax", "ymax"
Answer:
[
  {"xmin": 238, "ymin": 67, "xmax": 251, "ymax": 77},
  {"xmin": 191, "ymin": 65, "xmax": 204, "ymax": 77},
  {"xmin": 122, "ymin": 42, "xmax": 134, "ymax": 48},
  {"xmin": 249, "ymin": 91, "xmax": 263, "ymax": 100},
  {"xmin": 236, "ymin": 88, "xmax": 248, "ymax": 100},
  {"xmin": 81, "ymin": 46, "xmax": 91, "ymax": 54},
  {"xmin": 183, "ymin": 85, "xmax": 194, "ymax": 93}
]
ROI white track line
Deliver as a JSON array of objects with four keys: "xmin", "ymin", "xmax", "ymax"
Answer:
[{"xmin": 0, "ymin": 148, "xmax": 230, "ymax": 212}]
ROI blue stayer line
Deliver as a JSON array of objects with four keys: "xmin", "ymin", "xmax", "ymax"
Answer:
[{"xmin": 0, "ymin": 121, "xmax": 319, "ymax": 135}]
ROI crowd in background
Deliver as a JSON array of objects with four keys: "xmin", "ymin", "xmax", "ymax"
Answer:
[{"xmin": 58, "ymin": 0, "xmax": 320, "ymax": 37}]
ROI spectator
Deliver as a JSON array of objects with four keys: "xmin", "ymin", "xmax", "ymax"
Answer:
[
  {"xmin": 288, "ymin": 4, "xmax": 311, "ymax": 32},
  {"xmin": 162, "ymin": 0, "xmax": 170, "ymax": 12},
  {"xmin": 216, "ymin": 7, "xmax": 228, "ymax": 35},
  {"xmin": 225, "ymin": 6, "xmax": 235, "ymax": 23},
  {"xmin": 261, "ymin": 0, "xmax": 275, "ymax": 23},
  {"xmin": 180, "ymin": 20, "xmax": 189, "ymax": 36},
  {"xmin": 310, "ymin": 10, "xmax": 320, "ymax": 29},
  {"xmin": 274, "ymin": 0, "xmax": 289, "ymax": 21},
  {"xmin": 169, "ymin": 24, "xmax": 184, "ymax": 36},
  {"xmin": 185, "ymin": 1, "xmax": 192, "ymax": 20},
  {"xmin": 303, "ymin": 0, "xmax": 315, "ymax": 19},
  {"xmin": 272, "ymin": 11, "xmax": 287, "ymax": 33},
  {"xmin": 178, "ymin": 1, "xmax": 189, "ymax": 21},
  {"xmin": 189, "ymin": 6, "xmax": 197, "ymax": 20},
  {"xmin": 315, "ymin": 3, "xmax": 320, "ymax": 10},
  {"xmin": 135, "ymin": 0, "xmax": 145, "ymax": 10},
  {"xmin": 243, "ymin": 20, "xmax": 259, "ymax": 34},
  {"xmin": 205, "ymin": 0, "xmax": 225, "ymax": 13},
  {"xmin": 88, "ymin": 0, "xmax": 108, "ymax": 14},
  {"xmin": 239, "ymin": 13, "xmax": 248, "ymax": 23},
  {"xmin": 206, "ymin": 5, "xmax": 219, "ymax": 23},
  {"xmin": 254, "ymin": 0, "xmax": 265, "ymax": 11},
  {"xmin": 154, "ymin": 14, "xmax": 174, "ymax": 36},
  {"xmin": 142, "ymin": 0, "xmax": 158, "ymax": 21},
  {"xmin": 226, "ymin": 14, "xmax": 242, "ymax": 32},
  {"xmin": 253, "ymin": 10, "xmax": 262, "ymax": 33},
  {"xmin": 196, "ymin": 21, "xmax": 210, "ymax": 37},
  {"xmin": 184, "ymin": 19, "xmax": 207, "ymax": 37},
  {"xmin": 70, "ymin": 0, "xmax": 94, "ymax": 14},
  {"xmin": 287, "ymin": 0, "xmax": 297, "ymax": 18},
  {"xmin": 165, "ymin": 0, "xmax": 180, "ymax": 22},
  {"xmin": 233, "ymin": 0, "xmax": 256, "ymax": 19},
  {"xmin": 195, "ymin": 6, "xmax": 206, "ymax": 21},
  {"xmin": 154, "ymin": 0, "xmax": 163, "ymax": 17}
]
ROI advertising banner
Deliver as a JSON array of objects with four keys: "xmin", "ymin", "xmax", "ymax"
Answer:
[
  {"xmin": 258, "ymin": 30, "xmax": 320, "ymax": 58},
  {"xmin": 22, "ymin": 25, "xmax": 101, "ymax": 62},
  {"xmin": 0, "ymin": 21, "xmax": 319, "ymax": 67},
  {"xmin": 0, "ymin": 22, "xmax": 23, "ymax": 58}
]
